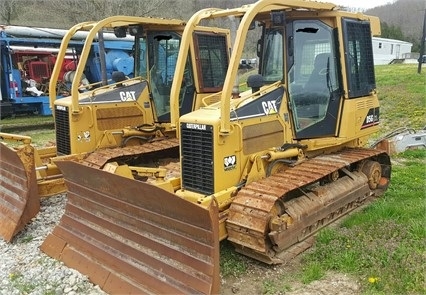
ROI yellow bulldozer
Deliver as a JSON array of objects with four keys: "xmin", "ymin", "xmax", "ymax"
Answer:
[
  {"xmin": 0, "ymin": 15, "xmax": 231, "ymax": 241},
  {"xmin": 41, "ymin": 0, "xmax": 391, "ymax": 294}
]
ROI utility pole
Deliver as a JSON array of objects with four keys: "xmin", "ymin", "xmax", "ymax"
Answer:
[{"xmin": 418, "ymin": 9, "xmax": 426, "ymax": 74}]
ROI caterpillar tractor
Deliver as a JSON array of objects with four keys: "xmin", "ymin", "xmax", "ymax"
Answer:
[
  {"xmin": 0, "ymin": 16, "xmax": 231, "ymax": 242},
  {"xmin": 41, "ymin": 1, "xmax": 392, "ymax": 294}
]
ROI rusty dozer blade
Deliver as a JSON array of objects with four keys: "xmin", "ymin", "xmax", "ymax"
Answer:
[
  {"xmin": 41, "ymin": 161, "xmax": 220, "ymax": 294},
  {"xmin": 0, "ymin": 143, "xmax": 40, "ymax": 242}
]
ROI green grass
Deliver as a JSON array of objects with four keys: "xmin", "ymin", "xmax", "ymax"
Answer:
[
  {"xmin": 26, "ymin": 130, "xmax": 56, "ymax": 148},
  {"xmin": 1, "ymin": 115, "xmax": 54, "ymax": 126},
  {"xmin": 0, "ymin": 129, "xmax": 56, "ymax": 148},
  {"xmin": 0, "ymin": 114, "xmax": 55, "ymax": 147},
  {"xmin": 262, "ymin": 279, "xmax": 292, "ymax": 295},
  {"xmin": 301, "ymin": 261, "xmax": 324, "ymax": 284},
  {"xmin": 375, "ymin": 64, "xmax": 426, "ymax": 135},
  {"xmin": 219, "ymin": 240, "xmax": 248, "ymax": 278},
  {"xmin": 301, "ymin": 149, "xmax": 426, "ymax": 294},
  {"xmin": 9, "ymin": 272, "xmax": 37, "ymax": 294}
]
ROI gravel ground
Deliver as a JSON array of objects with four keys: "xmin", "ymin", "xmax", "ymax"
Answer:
[
  {"xmin": 1, "ymin": 195, "xmax": 360, "ymax": 295},
  {"xmin": 0, "ymin": 195, "xmax": 105, "ymax": 295}
]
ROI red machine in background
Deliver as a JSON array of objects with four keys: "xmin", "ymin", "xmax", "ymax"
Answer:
[{"xmin": 0, "ymin": 25, "xmax": 134, "ymax": 118}]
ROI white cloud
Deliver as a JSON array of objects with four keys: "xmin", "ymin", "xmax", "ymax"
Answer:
[{"xmin": 317, "ymin": 0, "xmax": 396, "ymax": 9}]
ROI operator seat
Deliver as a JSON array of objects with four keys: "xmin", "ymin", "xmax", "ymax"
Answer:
[
  {"xmin": 298, "ymin": 53, "xmax": 331, "ymax": 119},
  {"xmin": 305, "ymin": 53, "xmax": 330, "ymax": 91},
  {"xmin": 112, "ymin": 71, "xmax": 126, "ymax": 83}
]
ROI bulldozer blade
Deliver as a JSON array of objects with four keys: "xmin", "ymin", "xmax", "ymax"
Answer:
[
  {"xmin": 41, "ymin": 160, "xmax": 220, "ymax": 295},
  {"xmin": 0, "ymin": 143, "xmax": 40, "ymax": 242}
]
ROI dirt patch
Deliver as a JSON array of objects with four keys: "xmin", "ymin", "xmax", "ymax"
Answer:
[
  {"xmin": 219, "ymin": 234, "xmax": 362, "ymax": 295},
  {"xmin": 283, "ymin": 272, "xmax": 361, "ymax": 295},
  {"xmin": 220, "ymin": 254, "xmax": 361, "ymax": 295}
]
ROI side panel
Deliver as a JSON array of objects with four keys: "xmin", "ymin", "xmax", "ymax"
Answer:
[{"xmin": 55, "ymin": 81, "xmax": 151, "ymax": 155}]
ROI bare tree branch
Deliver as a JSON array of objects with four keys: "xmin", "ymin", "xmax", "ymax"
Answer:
[{"xmin": 0, "ymin": 0, "xmax": 22, "ymax": 25}]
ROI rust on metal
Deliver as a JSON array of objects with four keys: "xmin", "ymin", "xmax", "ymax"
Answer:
[
  {"xmin": 37, "ymin": 177, "xmax": 66, "ymax": 198},
  {"xmin": 82, "ymin": 137, "xmax": 180, "ymax": 168},
  {"xmin": 41, "ymin": 160, "xmax": 220, "ymax": 294},
  {"xmin": 0, "ymin": 143, "xmax": 39, "ymax": 242},
  {"xmin": 0, "ymin": 136, "xmax": 178, "ymax": 242},
  {"xmin": 226, "ymin": 148, "xmax": 391, "ymax": 264}
]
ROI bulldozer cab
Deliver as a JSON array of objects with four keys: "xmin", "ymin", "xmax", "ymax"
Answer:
[
  {"xmin": 285, "ymin": 19, "xmax": 342, "ymax": 138},
  {"xmin": 50, "ymin": 16, "xmax": 231, "ymax": 155},
  {"xmin": 286, "ymin": 18, "xmax": 377, "ymax": 139},
  {"xmin": 111, "ymin": 29, "xmax": 194, "ymax": 123},
  {"xmin": 150, "ymin": 30, "xmax": 230, "ymax": 123},
  {"xmin": 49, "ymin": 17, "xmax": 189, "ymax": 156}
]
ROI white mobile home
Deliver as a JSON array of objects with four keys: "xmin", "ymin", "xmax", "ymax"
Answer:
[{"xmin": 372, "ymin": 37, "xmax": 413, "ymax": 65}]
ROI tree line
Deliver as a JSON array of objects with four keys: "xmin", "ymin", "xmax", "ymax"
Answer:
[
  {"xmin": 1, "ymin": 0, "xmax": 423, "ymax": 52},
  {"xmin": 366, "ymin": 0, "xmax": 425, "ymax": 52},
  {"xmin": 0, "ymin": 0, "xmax": 250, "ymax": 27}
]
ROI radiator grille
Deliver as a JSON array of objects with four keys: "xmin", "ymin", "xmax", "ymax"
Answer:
[
  {"xmin": 29, "ymin": 62, "xmax": 50, "ymax": 82},
  {"xmin": 356, "ymin": 100, "xmax": 374, "ymax": 110},
  {"xmin": 181, "ymin": 123, "xmax": 214, "ymax": 195},
  {"xmin": 96, "ymin": 106, "xmax": 144, "ymax": 131},
  {"xmin": 55, "ymin": 107, "xmax": 71, "ymax": 155}
]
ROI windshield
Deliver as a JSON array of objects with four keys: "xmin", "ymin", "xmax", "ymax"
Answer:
[
  {"xmin": 147, "ymin": 32, "xmax": 193, "ymax": 122},
  {"xmin": 135, "ymin": 36, "xmax": 147, "ymax": 78},
  {"xmin": 287, "ymin": 20, "xmax": 340, "ymax": 136},
  {"xmin": 261, "ymin": 28, "xmax": 284, "ymax": 84}
]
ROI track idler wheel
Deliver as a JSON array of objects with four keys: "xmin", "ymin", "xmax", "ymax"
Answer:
[{"xmin": 361, "ymin": 160, "xmax": 382, "ymax": 190}]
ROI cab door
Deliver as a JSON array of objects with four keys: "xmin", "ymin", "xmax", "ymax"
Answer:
[{"xmin": 287, "ymin": 20, "xmax": 342, "ymax": 139}]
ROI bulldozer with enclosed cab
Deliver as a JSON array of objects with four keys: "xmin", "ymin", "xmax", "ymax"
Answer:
[
  {"xmin": 0, "ymin": 15, "xmax": 231, "ymax": 242},
  {"xmin": 41, "ymin": 0, "xmax": 391, "ymax": 294}
]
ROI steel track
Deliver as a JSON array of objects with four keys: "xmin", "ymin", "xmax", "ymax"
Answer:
[
  {"xmin": 226, "ymin": 148, "xmax": 391, "ymax": 264},
  {"xmin": 80, "ymin": 137, "xmax": 180, "ymax": 168}
]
